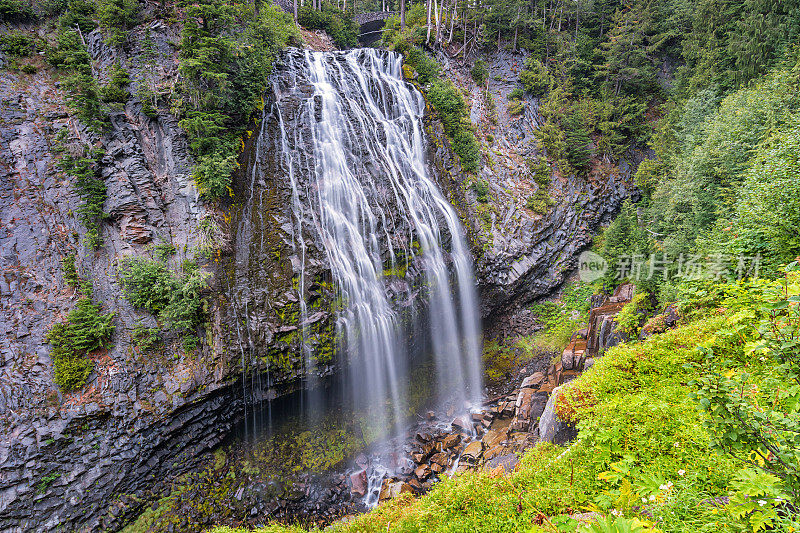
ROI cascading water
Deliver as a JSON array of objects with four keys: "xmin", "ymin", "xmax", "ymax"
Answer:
[{"xmin": 242, "ymin": 47, "xmax": 482, "ymax": 453}]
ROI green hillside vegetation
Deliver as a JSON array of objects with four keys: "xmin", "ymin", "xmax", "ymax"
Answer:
[{"xmin": 210, "ymin": 265, "xmax": 800, "ymax": 532}]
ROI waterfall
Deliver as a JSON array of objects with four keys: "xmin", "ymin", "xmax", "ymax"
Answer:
[{"xmin": 249, "ymin": 48, "xmax": 482, "ymax": 436}]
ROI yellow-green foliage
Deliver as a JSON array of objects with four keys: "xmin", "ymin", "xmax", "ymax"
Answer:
[
  {"xmin": 46, "ymin": 298, "xmax": 115, "ymax": 391},
  {"xmin": 482, "ymin": 339, "xmax": 517, "ymax": 386},
  {"xmin": 204, "ymin": 275, "xmax": 800, "ymax": 533},
  {"xmin": 613, "ymin": 292, "xmax": 652, "ymax": 338},
  {"xmin": 523, "ymin": 282, "xmax": 593, "ymax": 352}
]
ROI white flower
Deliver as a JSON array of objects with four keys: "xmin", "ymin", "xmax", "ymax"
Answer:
[
  {"xmin": 642, "ymin": 497, "xmax": 648, "ymax": 503},
  {"xmin": 611, "ymin": 509, "xmax": 622, "ymax": 517},
  {"xmin": 674, "ymin": 442, "xmax": 680, "ymax": 448},
  {"xmin": 678, "ymin": 470, "xmax": 685, "ymax": 477},
  {"xmin": 649, "ymin": 495, "xmax": 656, "ymax": 501},
  {"xmin": 758, "ymin": 500, "xmax": 767, "ymax": 507}
]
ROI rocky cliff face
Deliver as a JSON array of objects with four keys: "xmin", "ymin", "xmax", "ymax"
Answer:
[
  {"xmin": 0, "ymin": 32, "xmax": 638, "ymax": 533},
  {"xmin": 0, "ymin": 24, "xmax": 250, "ymax": 532},
  {"xmin": 434, "ymin": 51, "xmax": 639, "ymax": 327}
]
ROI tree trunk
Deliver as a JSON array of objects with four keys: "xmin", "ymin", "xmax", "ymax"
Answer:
[
  {"xmin": 448, "ymin": 1, "xmax": 456, "ymax": 44},
  {"xmin": 434, "ymin": 0, "xmax": 440, "ymax": 44},
  {"xmin": 401, "ymin": 0, "xmax": 406, "ymax": 29},
  {"xmin": 426, "ymin": 0, "xmax": 432, "ymax": 44},
  {"xmin": 294, "ymin": 0, "xmax": 298, "ymax": 21}
]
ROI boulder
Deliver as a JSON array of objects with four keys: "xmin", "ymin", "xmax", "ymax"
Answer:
[
  {"xmin": 379, "ymin": 480, "xmax": 414, "ymax": 502},
  {"xmin": 451, "ymin": 416, "xmax": 471, "ymax": 432},
  {"xmin": 349, "ymin": 469, "xmax": 367, "ymax": 497},
  {"xmin": 441, "ymin": 433, "xmax": 462, "ymax": 450},
  {"xmin": 414, "ymin": 464, "xmax": 431, "ymax": 481},
  {"xmin": 460, "ymin": 440, "xmax": 483, "ymax": 462},
  {"xmin": 520, "ymin": 372, "xmax": 545, "ymax": 390}
]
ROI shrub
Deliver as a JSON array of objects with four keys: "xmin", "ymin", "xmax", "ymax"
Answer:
[
  {"xmin": 427, "ymin": 79, "xmax": 480, "ymax": 173},
  {"xmin": 526, "ymin": 188, "xmax": 553, "ymax": 215},
  {"xmin": 96, "ymin": 0, "xmax": 138, "ymax": 46},
  {"xmin": 132, "ymin": 322, "xmax": 161, "ymax": 352},
  {"xmin": 614, "ymin": 291, "xmax": 652, "ymax": 338},
  {"xmin": 118, "ymin": 257, "xmax": 209, "ymax": 330},
  {"xmin": 519, "ymin": 58, "xmax": 550, "ymax": 96},
  {"xmin": 46, "ymin": 298, "xmax": 115, "ymax": 391},
  {"xmin": 57, "ymin": 149, "xmax": 108, "ymax": 249},
  {"xmin": 57, "ymin": 0, "xmax": 96, "ymax": 34},
  {"xmin": 472, "ymin": 179, "xmax": 489, "ymax": 203},
  {"xmin": 470, "ymin": 59, "xmax": 488, "ymax": 86},
  {"xmin": 0, "ymin": 0, "xmax": 35, "ymax": 21},
  {"xmin": 402, "ymin": 45, "xmax": 441, "ymax": 84},
  {"xmin": 0, "ymin": 32, "xmax": 38, "ymax": 57},
  {"xmin": 298, "ymin": 2, "xmax": 357, "ymax": 49},
  {"xmin": 62, "ymin": 254, "xmax": 79, "ymax": 287},
  {"xmin": 177, "ymin": 1, "xmax": 297, "ymax": 201},
  {"xmin": 100, "ymin": 62, "xmax": 130, "ymax": 103},
  {"xmin": 509, "ymin": 87, "xmax": 524, "ymax": 100},
  {"xmin": 507, "ymin": 99, "xmax": 525, "ymax": 116},
  {"xmin": 526, "ymin": 157, "xmax": 550, "ymax": 187},
  {"xmin": 182, "ymin": 334, "xmax": 199, "ymax": 353}
]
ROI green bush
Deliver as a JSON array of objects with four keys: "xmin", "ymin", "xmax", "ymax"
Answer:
[
  {"xmin": 46, "ymin": 298, "xmax": 115, "ymax": 391},
  {"xmin": 47, "ymin": 27, "xmax": 108, "ymax": 130},
  {"xmin": 427, "ymin": 79, "xmax": 481, "ymax": 173},
  {"xmin": 0, "ymin": 32, "xmax": 38, "ymax": 57},
  {"xmin": 710, "ymin": 117, "xmax": 800, "ymax": 272},
  {"xmin": 100, "ymin": 62, "xmax": 130, "ymax": 104},
  {"xmin": 118, "ymin": 257, "xmax": 209, "ymax": 330},
  {"xmin": 56, "ymin": 0, "xmax": 96, "ymax": 33},
  {"xmin": 96, "ymin": 0, "xmax": 138, "ymax": 46},
  {"xmin": 0, "ymin": 0, "xmax": 35, "ymax": 21},
  {"xmin": 526, "ymin": 157, "xmax": 550, "ymax": 187},
  {"xmin": 401, "ymin": 45, "xmax": 441, "ymax": 85},
  {"xmin": 472, "ymin": 179, "xmax": 489, "ymax": 203},
  {"xmin": 614, "ymin": 291, "xmax": 652, "ymax": 338},
  {"xmin": 57, "ymin": 149, "xmax": 108, "ymax": 249},
  {"xmin": 519, "ymin": 57, "xmax": 550, "ymax": 96},
  {"xmin": 177, "ymin": 0, "xmax": 297, "ymax": 200},
  {"xmin": 526, "ymin": 188, "xmax": 553, "ymax": 215},
  {"xmin": 507, "ymin": 99, "xmax": 525, "ymax": 116},
  {"xmin": 132, "ymin": 322, "xmax": 161, "ymax": 352},
  {"xmin": 470, "ymin": 59, "xmax": 489, "ymax": 86},
  {"xmin": 298, "ymin": 2, "xmax": 357, "ymax": 49},
  {"xmin": 62, "ymin": 254, "xmax": 79, "ymax": 287},
  {"xmin": 509, "ymin": 87, "xmax": 524, "ymax": 100}
]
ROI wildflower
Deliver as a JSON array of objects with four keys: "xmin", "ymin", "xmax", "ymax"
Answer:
[
  {"xmin": 611, "ymin": 509, "xmax": 622, "ymax": 517},
  {"xmin": 649, "ymin": 495, "xmax": 656, "ymax": 502},
  {"xmin": 712, "ymin": 509, "xmax": 718, "ymax": 515},
  {"xmin": 674, "ymin": 442, "xmax": 680, "ymax": 448},
  {"xmin": 642, "ymin": 497, "xmax": 648, "ymax": 503},
  {"xmin": 758, "ymin": 500, "xmax": 767, "ymax": 507},
  {"xmin": 678, "ymin": 469, "xmax": 685, "ymax": 477}
]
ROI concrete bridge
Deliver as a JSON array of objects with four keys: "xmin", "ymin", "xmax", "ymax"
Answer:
[
  {"xmin": 357, "ymin": 11, "xmax": 395, "ymax": 45},
  {"xmin": 272, "ymin": 2, "xmax": 395, "ymax": 47}
]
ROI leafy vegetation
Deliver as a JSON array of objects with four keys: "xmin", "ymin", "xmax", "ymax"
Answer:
[
  {"xmin": 522, "ymin": 282, "xmax": 593, "ymax": 352},
  {"xmin": 57, "ymin": 148, "xmax": 108, "ymax": 250},
  {"xmin": 298, "ymin": 2, "xmax": 358, "ymax": 49},
  {"xmin": 46, "ymin": 298, "xmax": 115, "ymax": 392},
  {"xmin": 383, "ymin": 14, "xmax": 481, "ymax": 174},
  {"xmin": 176, "ymin": 0, "xmax": 298, "ymax": 200},
  {"xmin": 212, "ymin": 267, "xmax": 799, "ymax": 533},
  {"xmin": 95, "ymin": 0, "xmax": 138, "ymax": 46},
  {"xmin": 118, "ymin": 256, "xmax": 209, "ymax": 330},
  {"xmin": 131, "ymin": 322, "xmax": 161, "ymax": 352}
]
